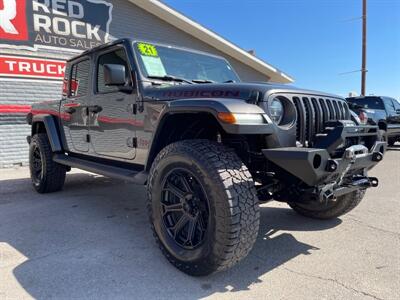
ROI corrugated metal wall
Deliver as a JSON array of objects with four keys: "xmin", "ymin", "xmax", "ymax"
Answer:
[{"xmin": 0, "ymin": 0, "xmax": 268, "ymax": 168}]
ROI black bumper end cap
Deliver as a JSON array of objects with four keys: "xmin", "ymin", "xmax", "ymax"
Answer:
[
  {"xmin": 369, "ymin": 176, "xmax": 379, "ymax": 187},
  {"xmin": 372, "ymin": 152, "xmax": 383, "ymax": 162},
  {"xmin": 326, "ymin": 159, "xmax": 339, "ymax": 172}
]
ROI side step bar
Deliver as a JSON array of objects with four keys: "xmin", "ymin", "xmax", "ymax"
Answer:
[{"xmin": 53, "ymin": 154, "xmax": 148, "ymax": 185}]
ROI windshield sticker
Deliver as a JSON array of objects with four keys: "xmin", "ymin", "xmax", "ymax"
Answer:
[
  {"xmin": 137, "ymin": 43, "xmax": 159, "ymax": 57},
  {"xmin": 142, "ymin": 56, "xmax": 166, "ymax": 77}
]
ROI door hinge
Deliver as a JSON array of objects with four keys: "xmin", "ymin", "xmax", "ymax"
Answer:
[
  {"xmin": 86, "ymin": 134, "xmax": 91, "ymax": 143},
  {"xmin": 127, "ymin": 137, "xmax": 137, "ymax": 148},
  {"xmin": 132, "ymin": 103, "xmax": 138, "ymax": 115}
]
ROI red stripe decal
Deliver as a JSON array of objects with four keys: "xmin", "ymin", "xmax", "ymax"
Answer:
[
  {"xmin": 0, "ymin": 104, "xmax": 31, "ymax": 114},
  {"xmin": 63, "ymin": 103, "xmax": 80, "ymax": 108}
]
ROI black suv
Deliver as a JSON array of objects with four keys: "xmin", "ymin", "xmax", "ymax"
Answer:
[
  {"xmin": 27, "ymin": 39, "xmax": 385, "ymax": 276},
  {"xmin": 347, "ymin": 96, "xmax": 400, "ymax": 146}
]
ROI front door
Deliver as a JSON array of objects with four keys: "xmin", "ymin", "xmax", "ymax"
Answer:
[
  {"xmin": 61, "ymin": 58, "xmax": 91, "ymax": 153},
  {"xmin": 383, "ymin": 97, "xmax": 400, "ymax": 136},
  {"xmin": 89, "ymin": 46, "xmax": 136, "ymax": 160},
  {"xmin": 390, "ymin": 98, "xmax": 400, "ymax": 124}
]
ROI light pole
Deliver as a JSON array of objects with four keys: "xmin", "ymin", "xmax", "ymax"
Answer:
[{"xmin": 361, "ymin": 0, "xmax": 367, "ymax": 96}]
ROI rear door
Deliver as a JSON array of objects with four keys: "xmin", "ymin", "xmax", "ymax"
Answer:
[
  {"xmin": 60, "ymin": 58, "xmax": 91, "ymax": 153},
  {"xmin": 89, "ymin": 45, "xmax": 137, "ymax": 160}
]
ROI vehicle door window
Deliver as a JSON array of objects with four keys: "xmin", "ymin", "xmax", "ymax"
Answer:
[
  {"xmin": 97, "ymin": 48, "xmax": 131, "ymax": 94},
  {"xmin": 69, "ymin": 59, "xmax": 90, "ymax": 98},
  {"xmin": 383, "ymin": 97, "xmax": 396, "ymax": 115}
]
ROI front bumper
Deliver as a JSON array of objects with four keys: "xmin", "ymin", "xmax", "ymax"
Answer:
[
  {"xmin": 263, "ymin": 141, "xmax": 385, "ymax": 187},
  {"xmin": 263, "ymin": 121, "xmax": 385, "ymax": 187}
]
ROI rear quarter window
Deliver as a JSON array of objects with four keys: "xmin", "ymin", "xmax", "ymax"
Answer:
[{"xmin": 69, "ymin": 59, "xmax": 90, "ymax": 98}]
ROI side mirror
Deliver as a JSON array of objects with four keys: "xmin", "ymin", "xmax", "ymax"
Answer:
[{"xmin": 104, "ymin": 64, "xmax": 126, "ymax": 86}]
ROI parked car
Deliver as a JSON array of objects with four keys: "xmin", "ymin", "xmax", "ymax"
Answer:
[
  {"xmin": 346, "ymin": 96, "xmax": 400, "ymax": 146},
  {"xmin": 26, "ymin": 38, "xmax": 385, "ymax": 276}
]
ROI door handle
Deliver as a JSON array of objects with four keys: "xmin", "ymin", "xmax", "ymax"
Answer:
[
  {"xmin": 64, "ymin": 107, "xmax": 76, "ymax": 114},
  {"xmin": 63, "ymin": 103, "xmax": 80, "ymax": 114},
  {"xmin": 89, "ymin": 105, "xmax": 103, "ymax": 113}
]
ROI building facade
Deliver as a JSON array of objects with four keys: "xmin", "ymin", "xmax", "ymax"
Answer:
[{"xmin": 0, "ymin": 0, "xmax": 292, "ymax": 168}]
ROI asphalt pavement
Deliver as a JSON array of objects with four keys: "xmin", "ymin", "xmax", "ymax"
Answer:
[{"xmin": 1, "ymin": 145, "xmax": 399, "ymax": 300}]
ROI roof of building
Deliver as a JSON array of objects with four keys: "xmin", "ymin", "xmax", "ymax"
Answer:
[{"xmin": 130, "ymin": 0, "xmax": 294, "ymax": 83}]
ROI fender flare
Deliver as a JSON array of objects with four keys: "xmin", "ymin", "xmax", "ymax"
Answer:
[
  {"xmin": 145, "ymin": 98, "xmax": 273, "ymax": 170},
  {"xmin": 31, "ymin": 114, "xmax": 63, "ymax": 152},
  {"xmin": 164, "ymin": 98, "xmax": 273, "ymax": 134}
]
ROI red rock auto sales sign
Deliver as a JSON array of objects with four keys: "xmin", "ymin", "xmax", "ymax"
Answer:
[
  {"xmin": 0, "ymin": 0, "xmax": 113, "ymax": 51},
  {"xmin": 0, "ymin": 55, "xmax": 65, "ymax": 80}
]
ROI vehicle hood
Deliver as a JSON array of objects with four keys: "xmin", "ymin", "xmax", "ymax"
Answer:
[{"xmin": 142, "ymin": 82, "xmax": 344, "ymax": 102}]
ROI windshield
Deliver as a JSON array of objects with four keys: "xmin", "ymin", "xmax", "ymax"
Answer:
[
  {"xmin": 133, "ymin": 42, "xmax": 240, "ymax": 83},
  {"xmin": 347, "ymin": 97, "xmax": 385, "ymax": 109}
]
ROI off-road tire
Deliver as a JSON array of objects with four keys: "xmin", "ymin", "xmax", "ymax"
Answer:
[
  {"xmin": 288, "ymin": 190, "xmax": 366, "ymax": 220},
  {"xmin": 29, "ymin": 133, "xmax": 66, "ymax": 193},
  {"xmin": 387, "ymin": 138, "xmax": 396, "ymax": 147},
  {"xmin": 147, "ymin": 140, "xmax": 260, "ymax": 276}
]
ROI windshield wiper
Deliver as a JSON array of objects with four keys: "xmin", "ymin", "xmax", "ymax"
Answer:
[
  {"xmin": 147, "ymin": 75, "xmax": 193, "ymax": 84},
  {"xmin": 191, "ymin": 79, "xmax": 215, "ymax": 84}
]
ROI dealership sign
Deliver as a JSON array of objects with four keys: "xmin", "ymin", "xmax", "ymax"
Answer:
[
  {"xmin": 0, "ymin": 0, "xmax": 113, "ymax": 51},
  {"xmin": 0, "ymin": 55, "xmax": 65, "ymax": 80}
]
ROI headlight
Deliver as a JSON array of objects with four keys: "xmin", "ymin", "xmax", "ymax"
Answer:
[
  {"xmin": 232, "ymin": 113, "xmax": 265, "ymax": 124},
  {"xmin": 217, "ymin": 112, "xmax": 266, "ymax": 124},
  {"xmin": 269, "ymin": 98, "xmax": 284, "ymax": 124}
]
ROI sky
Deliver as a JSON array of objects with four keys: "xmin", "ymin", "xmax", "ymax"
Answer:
[{"xmin": 163, "ymin": 0, "xmax": 400, "ymax": 98}]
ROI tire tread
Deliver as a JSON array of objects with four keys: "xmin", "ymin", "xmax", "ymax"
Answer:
[
  {"xmin": 147, "ymin": 139, "xmax": 260, "ymax": 275},
  {"xmin": 30, "ymin": 133, "xmax": 66, "ymax": 193}
]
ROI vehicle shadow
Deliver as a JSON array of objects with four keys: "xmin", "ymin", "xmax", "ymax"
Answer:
[{"xmin": 0, "ymin": 173, "xmax": 341, "ymax": 299}]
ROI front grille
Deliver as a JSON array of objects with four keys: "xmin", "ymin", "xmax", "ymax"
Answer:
[{"xmin": 292, "ymin": 96, "xmax": 350, "ymax": 146}]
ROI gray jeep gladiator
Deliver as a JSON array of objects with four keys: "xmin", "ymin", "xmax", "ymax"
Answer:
[{"xmin": 27, "ymin": 39, "xmax": 385, "ymax": 276}]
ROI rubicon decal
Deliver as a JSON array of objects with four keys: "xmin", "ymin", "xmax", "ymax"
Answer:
[
  {"xmin": 0, "ymin": 0, "xmax": 113, "ymax": 51},
  {"xmin": 0, "ymin": 55, "xmax": 66, "ymax": 80},
  {"xmin": 162, "ymin": 90, "xmax": 242, "ymax": 98}
]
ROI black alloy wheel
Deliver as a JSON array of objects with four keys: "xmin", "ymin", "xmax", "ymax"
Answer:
[
  {"xmin": 29, "ymin": 133, "xmax": 66, "ymax": 193},
  {"xmin": 160, "ymin": 168, "xmax": 209, "ymax": 250}
]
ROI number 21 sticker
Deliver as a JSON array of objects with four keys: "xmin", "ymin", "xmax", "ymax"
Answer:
[{"xmin": 137, "ymin": 43, "xmax": 159, "ymax": 57}]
